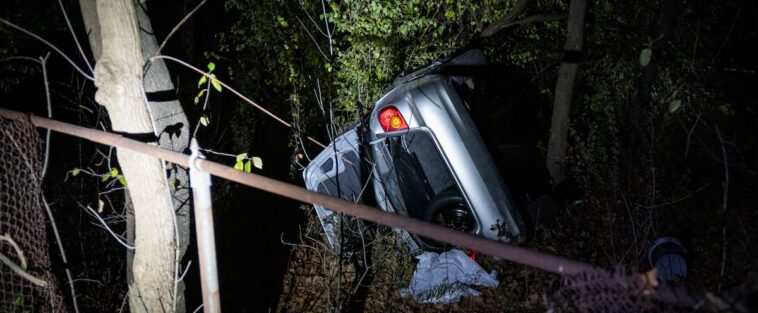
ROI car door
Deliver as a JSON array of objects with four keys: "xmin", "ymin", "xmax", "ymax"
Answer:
[{"xmin": 303, "ymin": 126, "xmax": 366, "ymax": 254}]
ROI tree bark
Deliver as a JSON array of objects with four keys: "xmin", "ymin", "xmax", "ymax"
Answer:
[
  {"xmin": 546, "ymin": 0, "xmax": 588, "ymax": 185},
  {"xmin": 79, "ymin": 0, "xmax": 178, "ymax": 311},
  {"xmin": 134, "ymin": 2, "xmax": 191, "ymax": 312}
]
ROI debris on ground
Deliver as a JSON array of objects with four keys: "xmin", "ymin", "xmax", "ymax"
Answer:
[{"xmin": 401, "ymin": 249, "xmax": 499, "ymax": 304}]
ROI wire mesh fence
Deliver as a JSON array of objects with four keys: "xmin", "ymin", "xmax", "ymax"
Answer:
[
  {"xmin": 545, "ymin": 266, "xmax": 745, "ymax": 313},
  {"xmin": 0, "ymin": 116, "xmax": 66, "ymax": 313},
  {"xmin": 0, "ymin": 109, "xmax": 754, "ymax": 312}
]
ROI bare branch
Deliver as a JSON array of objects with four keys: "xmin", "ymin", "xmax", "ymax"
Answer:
[
  {"xmin": 149, "ymin": 55, "xmax": 327, "ymax": 148},
  {"xmin": 0, "ymin": 234, "xmax": 49, "ymax": 287},
  {"xmin": 78, "ymin": 203, "xmax": 135, "ymax": 250},
  {"xmin": 156, "ymin": 0, "xmax": 208, "ymax": 56},
  {"xmin": 0, "ymin": 18, "xmax": 94, "ymax": 80},
  {"xmin": 57, "ymin": 0, "xmax": 94, "ymax": 73},
  {"xmin": 481, "ymin": 0, "xmax": 532, "ymax": 37}
]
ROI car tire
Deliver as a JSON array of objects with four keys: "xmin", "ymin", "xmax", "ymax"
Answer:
[{"xmin": 420, "ymin": 188, "xmax": 476, "ymax": 250}]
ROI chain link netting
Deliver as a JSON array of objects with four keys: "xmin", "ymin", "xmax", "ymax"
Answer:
[
  {"xmin": 0, "ymin": 116, "xmax": 66, "ymax": 313},
  {"xmin": 545, "ymin": 267, "xmax": 744, "ymax": 313}
]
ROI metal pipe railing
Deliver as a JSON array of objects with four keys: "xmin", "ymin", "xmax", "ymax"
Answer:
[
  {"xmin": 189, "ymin": 139, "xmax": 221, "ymax": 313},
  {"xmin": 0, "ymin": 107, "xmax": 595, "ymax": 276}
]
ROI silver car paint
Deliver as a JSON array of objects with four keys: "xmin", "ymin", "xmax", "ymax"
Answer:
[{"xmin": 368, "ymin": 74, "xmax": 526, "ymax": 244}]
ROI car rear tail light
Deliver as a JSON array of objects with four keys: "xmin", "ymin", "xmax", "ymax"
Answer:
[{"xmin": 378, "ymin": 106, "xmax": 408, "ymax": 131}]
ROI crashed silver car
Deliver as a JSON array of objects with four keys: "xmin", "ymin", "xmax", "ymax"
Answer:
[{"xmin": 304, "ymin": 49, "xmax": 527, "ymax": 255}]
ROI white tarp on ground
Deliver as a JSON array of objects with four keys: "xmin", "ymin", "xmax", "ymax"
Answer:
[{"xmin": 400, "ymin": 249, "xmax": 499, "ymax": 303}]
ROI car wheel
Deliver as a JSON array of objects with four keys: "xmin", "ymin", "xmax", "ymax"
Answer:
[{"xmin": 420, "ymin": 188, "xmax": 476, "ymax": 249}]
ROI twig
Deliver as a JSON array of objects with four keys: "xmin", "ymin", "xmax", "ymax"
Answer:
[
  {"xmin": 0, "ymin": 252, "xmax": 49, "ymax": 287},
  {"xmin": 177, "ymin": 260, "xmax": 193, "ymax": 282},
  {"xmin": 481, "ymin": 0, "xmax": 531, "ymax": 37},
  {"xmin": 0, "ymin": 234, "xmax": 49, "ymax": 287},
  {"xmin": 0, "ymin": 18, "xmax": 94, "ymax": 80},
  {"xmin": 298, "ymin": 1, "xmax": 328, "ymax": 37},
  {"xmin": 57, "ymin": 0, "xmax": 94, "ymax": 73},
  {"xmin": 296, "ymin": 16, "xmax": 330, "ymax": 61},
  {"xmin": 684, "ymin": 112, "xmax": 701, "ymax": 157},
  {"xmin": 320, "ymin": 0, "xmax": 334, "ymax": 56},
  {"xmin": 118, "ymin": 291, "xmax": 129, "ymax": 313},
  {"xmin": 78, "ymin": 203, "xmax": 135, "ymax": 250},
  {"xmin": 156, "ymin": 0, "xmax": 208, "ymax": 56},
  {"xmin": 192, "ymin": 304, "xmax": 204, "ymax": 313},
  {"xmin": 715, "ymin": 125, "xmax": 729, "ymax": 293},
  {"xmin": 636, "ymin": 184, "xmax": 709, "ymax": 209},
  {"xmin": 713, "ymin": 6, "xmax": 742, "ymax": 61},
  {"xmin": 43, "ymin": 198, "xmax": 81, "ymax": 313},
  {"xmin": 41, "ymin": 53, "xmax": 52, "ymax": 178},
  {"xmin": 0, "ymin": 234, "xmax": 28, "ymax": 269},
  {"xmin": 149, "ymin": 55, "xmax": 327, "ymax": 148}
]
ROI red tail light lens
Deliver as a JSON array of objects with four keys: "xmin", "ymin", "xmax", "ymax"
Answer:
[{"xmin": 378, "ymin": 106, "xmax": 408, "ymax": 131}]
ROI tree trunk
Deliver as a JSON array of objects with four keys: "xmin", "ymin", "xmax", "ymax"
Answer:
[
  {"xmin": 545, "ymin": 0, "xmax": 588, "ymax": 185},
  {"xmin": 134, "ymin": 2, "xmax": 192, "ymax": 311},
  {"xmin": 79, "ymin": 0, "xmax": 179, "ymax": 311}
]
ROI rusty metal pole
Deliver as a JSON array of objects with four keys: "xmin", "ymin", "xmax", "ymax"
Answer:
[
  {"xmin": 0, "ymin": 108, "xmax": 595, "ymax": 276},
  {"xmin": 189, "ymin": 139, "xmax": 221, "ymax": 313}
]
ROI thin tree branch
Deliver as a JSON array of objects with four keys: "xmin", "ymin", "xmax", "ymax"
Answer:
[
  {"xmin": 57, "ymin": 0, "xmax": 94, "ymax": 73},
  {"xmin": 296, "ymin": 16, "xmax": 330, "ymax": 61},
  {"xmin": 156, "ymin": 0, "xmax": 208, "ymax": 56},
  {"xmin": 41, "ymin": 53, "xmax": 53, "ymax": 178},
  {"xmin": 481, "ymin": 0, "xmax": 532, "ymax": 37},
  {"xmin": 299, "ymin": 1, "xmax": 328, "ymax": 37},
  {"xmin": 78, "ymin": 203, "xmax": 135, "ymax": 250},
  {"xmin": 320, "ymin": 0, "xmax": 334, "ymax": 56},
  {"xmin": 499, "ymin": 13, "xmax": 568, "ymax": 30},
  {"xmin": 715, "ymin": 125, "xmax": 729, "ymax": 293},
  {"xmin": 149, "ymin": 55, "xmax": 327, "ymax": 148},
  {"xmin": 0, "ymin": 234, "xmax": 49, "ymax": 287},
  {"xmin": 0, "ymin": 18, "xmax": 94, "ymax": 80},
  {"xmin": 43, "ymin": 198, "xmax": 81, "ymax": 313}
]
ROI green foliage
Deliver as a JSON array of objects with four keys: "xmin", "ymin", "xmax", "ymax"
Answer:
[
  {"xmin": 639, "ymin": 48, "xmax": 652, "ymax": 67},
  {"xmin": 195, "ymin": 62, "xmax": 222, "ymax": 105},
  {"xmin": 224, "ymin": 0, "xmax": 514, "ymax": 132},
  {"xmin": 64, "ymin": 167, "xmax": 80, "ymax": 181},
  {"xmin": 99, "ymin": 167, "xmax": 127, "ymax": 186},
  {"xmin": 234, "ymin": 152, "xmax": 262, "ymax": 173}
]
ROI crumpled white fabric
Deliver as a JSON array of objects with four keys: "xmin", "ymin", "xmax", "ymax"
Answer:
[{"xmin": 400, "ymin": 249, "xmax": 499, "ymax": 303}]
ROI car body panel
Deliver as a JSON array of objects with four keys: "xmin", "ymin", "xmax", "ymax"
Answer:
[
  {"xmin": 302, "ymin": 127, "xmax": 363, "ymax": 252},
  {"xmin": 304, "ymin": 48, "xmax": 527, "ymax": 255},
  {"xmin": 369, "ymin": 75, "xmax": 526, "ymax": 244}
]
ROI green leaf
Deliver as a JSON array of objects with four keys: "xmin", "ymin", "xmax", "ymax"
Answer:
[
  {"xmin": 198, "ymin": 75, "xmax": 207, "ymax": 88},
  {"xmin": 668, "ymin": 99, "xmax": 682, "ymax": 113},
  {"xmin": 252, "ymin": 156, "xmax": 263, "ymax": 169},
  {"xmin": 200, "ymin": 115, "xmax": 210, "ymax": 126},
  {"xmin": 64, "ymin": 168, "xmax": 80, "ymax": 181},
  {"xmin": 211, "ymin": 78, "xmax": 222, "ymax": 92},
  {"xmin": 639, "ymin": 48, "xmax": 652, "ymax": 67},
  {"xmin": 244, "ymin": 160, "xmax": 252, "ymax": 173},
  {"xmin": 234, "ymin": 160, "xmax": 244, "ymax": 171},
  {"xmin": 101, "ymin": 172, "xmax": 111, "ymax": 182},
  {"xmin": 194, "ymin": 89, "xmax": 207, "ymax": 104},
  {"xmin": 236, "ymin": 153, "xmax": 248, "ymax": 162},
  {"xmin": 110, "ymin": 168, "xmax": 119, "ymax": 177},
  {"xmin": 207, "ymin": 62, "xmax": 216, "ymax": 72},
  {"xmin": 117, "ymin": 175, "xmax": 127, "ymax": 187}
]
